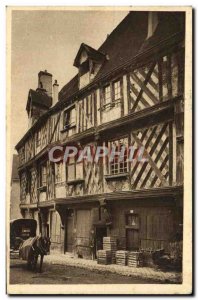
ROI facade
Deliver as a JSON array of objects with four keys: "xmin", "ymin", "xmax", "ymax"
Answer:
[
  {"xmin": 15, "ymin": 11, "xmax": 184, "ymax": 258},
  {"xmin": 10, "ymin": 154, "xmax": 21, "ymax": 220}
]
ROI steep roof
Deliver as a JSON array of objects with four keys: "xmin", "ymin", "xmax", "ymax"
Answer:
[
  {"xmin": 59, "ymin": 11, "xmax": 185, "ymax": 102},
  {"xmin": 26, "ymin": 88, "xmax": 52, "ymax": 114},
  {"xmin": 11, "ymin": 154, "xmax": 19, "ymax": 180}
]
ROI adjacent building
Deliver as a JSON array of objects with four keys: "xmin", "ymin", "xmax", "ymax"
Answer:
[
  {"xmin": 15, "ymin": 11, "xmax": 185, "ymax": 258},
  {"xmin": 10, "ymin": 154, "xmax": 21, "ymax": 220}
]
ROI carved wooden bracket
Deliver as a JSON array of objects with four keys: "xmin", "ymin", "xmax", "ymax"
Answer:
[{"xmin": 55, "ymin": 205, "xmax": 67, "ymax": 228}]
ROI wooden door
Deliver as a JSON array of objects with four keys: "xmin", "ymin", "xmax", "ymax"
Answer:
[
  {"xmin": 76, "ymin": 210, "xmax": 91, "ymax": 257},
  {"xmin": 126, "ymin": 214, "xmax": 140, "ymax": 250},
  {"xmin": 66, "ymin": 210, "xmax": 74, "ymax": 252},
  {"xmin": 126, "ymin": 229, "xmax": 139, "ymax": 250},
  {"xmin": 76, "ymin": 210, "xmax": 91, "ymax": 240}
]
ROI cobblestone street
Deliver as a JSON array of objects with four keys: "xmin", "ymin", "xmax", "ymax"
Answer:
[{"xmin": 10, "ymin": 253, "xmax": 182, "ymax": 284}]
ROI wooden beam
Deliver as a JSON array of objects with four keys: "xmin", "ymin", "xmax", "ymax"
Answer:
[
  {"xmin": 130, "ymin": 83, "xmax": 150, "ymax": 109},
  {"xmin": 49, "ymin": 112, "xmax": 61, "ymax": 144},
  {"xmin": 151, "ymin": 155, "xmax": 169, "ymax": 187},
  {"xmin": 131, "ymin": 72, "xmax": 158, "ymax": 106},
  {"xmin": 158, "ymin": 59, "xmax": 163, "ymax": 102},
  {"xmin": 132, "ymin": 123, "xmax": 167, "ymax": 188},
  {"xmin": 168, "ymin": 122, "xmax": 173, "ymax": 185},
  {"xmin": 167, "ymin": 54, "xmax": 173, "ymax": 99},
  {"xmin": 140, "ymin": 136, "xmax": 169, "ymax": 188},
  {"xmin": 130, "ymin": 127, "xmax": 156, "ymax": 179},
  {"xmin": 126, "ymin": 73, "xmax": 132, "ymax": 112},
  {"xmin": 131, "ymin": 131, "xmax": 168, "ymax": 186},
  {"xmin": 130, "ymin": 62, "xmax": 156, "ymax": 112}
]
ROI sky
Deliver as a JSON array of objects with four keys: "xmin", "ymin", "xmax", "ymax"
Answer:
[{"xmin": 10, "ymin": 9, "xmax": 128, "ymax": 156}]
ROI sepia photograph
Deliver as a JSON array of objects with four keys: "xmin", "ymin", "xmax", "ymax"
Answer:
[{"xmin": 7, "ymin": 6, "xmax": 192, "ymax": 295}]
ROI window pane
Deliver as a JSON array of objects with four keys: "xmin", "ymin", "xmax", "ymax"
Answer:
[
  {"xmin": 41, "ymin": 165, "xmax": 47, "ymax": 186},
  {"xmin": 55, "ymin": 163, "xmax": 63, "ymax": 183},
  {"xmin": 63, "ymin": 110, "xmax": 70, "ymax": 127},
  {"xmin": 104, "ymin": 85, "xmax": 111, "ymax": 104},
  {"xmin": 109, "ymin": 138, "xmax": 128, "ymax": 174},
  {"xmin": 70, "ymin": 108, "xmax": 76, "ymax": 125},
  {"xmin": 114, "ymin": 80, "xmax": 121, "ymax": 100}
]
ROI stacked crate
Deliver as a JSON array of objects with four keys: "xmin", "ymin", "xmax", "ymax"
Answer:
[
  {"xmin": 103, "ymin": 237, "xmax": 117, "ymax": 264},
  {"xmin": 97, "ymin": 250, "xmax": 112, "ymax": 265},
  {"xmin": 127, "ymin": 251, "xmax": 144, "ymax": 267},
  {"xmin": 116, "ymin": 251, "xmax": 129, "ymax": 266}
]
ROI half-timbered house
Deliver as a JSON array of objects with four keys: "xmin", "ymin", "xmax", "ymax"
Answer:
[{"xmin": 16, "ymin": 11, "xmax": 185, "ymax": 259}]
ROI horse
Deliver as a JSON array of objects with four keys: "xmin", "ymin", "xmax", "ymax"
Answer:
[{"xmin": 19, "ymin": 236, "xmax": 51, "ymax": 272}]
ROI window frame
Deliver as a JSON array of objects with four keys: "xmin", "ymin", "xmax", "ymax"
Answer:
[
  {"xmin": 113, "ymin": 79, "xmax": 121, "ymax": 101},
  {"xmin": 25, "ymin": 169, "xmax": 31, "ymax": 195},
  {"xmin": 55, "ymin": 162, "xmax": 64, "ymax": 184},
  {"xmin": 39, "ymin": 162, "xmax": 47, "ymax": 188},
  {"xmin": 62, "ymin": 106, "xmax": 76, "ymax": 131},
  {"xmin": 36, "ymin": 131, "xmax": 41, "ymax": 148},
  {"xmin": 102, "ymin": 78, "xmax": 122, "ymax": 109},
  {"xmin": 66, "ymin": 156, "xmax": 84, "ymax": 184},
  {"xmin": 108, "ymin": 137, "xmax": 128, "ymax": 176},
  {"xmin": 104, "ymin": 84, "xmax": 111, "ymax": 105}
]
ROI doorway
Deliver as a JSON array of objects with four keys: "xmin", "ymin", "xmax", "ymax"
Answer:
[
  {"xmin": 126, "ymin": 214, "xmax": 140, "ymax": 250},
  {"xmin": 65, "ymin": 210, "xmax": 74, "ymax": 253},
  {"xmin": 95, "ymin": 226, "xmax": 107, "ymax": 258}
]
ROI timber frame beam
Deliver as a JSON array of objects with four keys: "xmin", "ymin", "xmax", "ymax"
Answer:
[
  {"xmin": 34, "ymin": 185, "xmax": 183, "ymax": 207},
  {"xmin": 17, "ymin": 96, "xmax": 182, "ymax": 172},
  {"xmin": 15, "ymin": 32, "xmax": 184, "ymax": 151}
]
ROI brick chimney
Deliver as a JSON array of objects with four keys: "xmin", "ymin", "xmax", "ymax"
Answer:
[
  {"xmin": 53, "ymin": 79, "xmax": 59, "ymax": 105},
  {"xmin": 38, "ymin": 70, "xmax": 52, "ymax": 97}
]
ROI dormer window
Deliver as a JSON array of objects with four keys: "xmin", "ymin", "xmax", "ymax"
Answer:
[
  {"xmin": 63, "ymin": 106, "xmax": 76, "ymax": 131},
  {"xmin": 79, "ymin": 60, "xmax": 89, "ymax": 76},
  {"xmin": 74, "ymin": 43, "xmax": 106, "ymax": 89}
]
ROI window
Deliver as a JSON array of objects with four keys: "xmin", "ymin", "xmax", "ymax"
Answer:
[
  {"xmin": 36, "ymin": 131, "xmax": 41, "ymax": 147},
  {"xmin": 114, "ymin": 80, "xmax": 121, "ymax": 100},
  {"xmin": 25, "ymin": 169, "xmax": 31, "ymax": 194},
  {"xmin": 63, "ymin": 107, "xmax": 76, "ymax": 130},
  {"xmin": 126, "ymin": 214, "xmax": 140, "ymax": 229},
  {"xmin": 55, "ymin": 162, "xmax": 64, "ymax": 184},
  {"xmin": 67, "ymin": 156, "xmax": 83, "ymax": 182},
  {"xmin": 104, "ymin": 85, "xmax": 111, "ymax": 105},
  {"xmin": 109, "ymin": 138, "xmax": 128, "ymax": 175},
  {"xmin": 40, "ymin": 163, "xmax": 47, "ymax": 187},
  {"xmin": 103, "ymin": 80, "xmax": 122, "ymax": 107},
  {"xmin": 79, "ymin": 60, "xmax": 89, "ymax": 76}
]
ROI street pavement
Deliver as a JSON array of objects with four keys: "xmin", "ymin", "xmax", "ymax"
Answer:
[{"xmin": 9, "ymin": 258, "xmax": 163, "ymax": 284}]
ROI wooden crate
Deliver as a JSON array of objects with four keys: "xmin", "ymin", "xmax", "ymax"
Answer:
[
  {"xmin": 116, "ymin": 251, "xmax": 128, "ymax": 266},
  {"xmin": 103, "ymin": 237, "xmax": 117, "ymax": 264},
  {"xmin": 97, "ymin": 250, "xmax": 112, "ymax": 265},
  {"xmin": 127, "ymin": 251, "xmax": 144, "ymax": 267}
]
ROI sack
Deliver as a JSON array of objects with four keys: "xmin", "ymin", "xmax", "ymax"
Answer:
[{"xmin": 19, "ymin": 237, "xmax": 37, "ymax": 260}]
